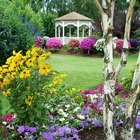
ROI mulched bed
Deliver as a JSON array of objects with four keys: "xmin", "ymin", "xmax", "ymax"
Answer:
[{"xmin": 78, "ymin": 127, "xmax": 140, "ymax": 140}]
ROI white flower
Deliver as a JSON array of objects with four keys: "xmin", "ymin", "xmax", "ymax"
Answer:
[
  {"xmin": 59, "ymin": 118, "xmax": 65, "ymax": 122},
  {"xmin": 65, "ymin": 104, "xmax": 70, "ymax": 108},
  {"xmin": 58, "ymin": 109, "xmax": 64, "ymax": 113},
  {"xmin": 77, "ymin": 114, "xmax": 85, "ymax": 120},
  {"xmin": 73, "ymin": 107, "xmax": 80, "ymax": 112},
  {"xmin": 2, "ymin": 121, "xmax": 7, "ymax": 125},
  {"xmin": 62, "ymin": 112, "xmax": 68, "ymax": 118}
]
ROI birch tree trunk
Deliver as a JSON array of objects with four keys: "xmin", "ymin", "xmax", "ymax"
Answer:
[
  {"xmin": 94, "ymin": 0, "xmax": 116, "ymax": 139},
  {"xmin": 115, "ymin": 0, "xmax": 136, "ymax": 79},
  {"xmin": 121, "ymin": 51, "xmax": 140, "ymax": 140}
]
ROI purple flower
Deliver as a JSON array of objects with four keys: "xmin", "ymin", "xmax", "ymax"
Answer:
[
  {"xmin": 118, "ymin": 111, "xmax": 123, "ymax": 116},
  {"xmin": 63, "ymin": 125, "xmax": 71, "ymax": 134},
  {"xmin": 71, "ymin": 127, "xmax": 78, "ymax": 133},
  {"xmin": 22, "ymin": 126, "xmax": 37, "ymax": 133},
  {"xmin": 86, "ymin": 118, "xmax": 93, "ymax": 123},
  {"xmin": 48, "ymin": 125, "xmax": 56, "ymax": 131},
  {"xmin": 116, "ymin": 120, "xmax": 124, "ymax": 127},
  {"xmin": 93, "ymin": 119, "xmax": 102, "ymax": 127},
  {"xmin": 56, "ymin": 126, "xmax": 64, "ymax": 136},
  {"xmin": 79, "ymin": 122, "xmax": 84, "ymax": 128},
  {"xmin": 17, "ymin": 126, "xmax": 25, "ymax": 133},
  {"xmin": 42, "ymin": 132, "xmax": 54, "ymax": 140},
  {"xmin": 136, "ymin": 123, "xmax": 140, "ymax": 129},
  {"xmin": 129, "ymin": 39, "xmax": 138, "ymax": 49},
  {"xmin": 35, "ymin": 36, "xmax": 44, "ymax": 47},
  {"xmin": 82, "ymin": 106, "xmax": 90, "ymax": 115},
  {"xmin": 80, "ymin": 37, "xmax": 96, "ymax": 50},
  {"xmin": 73, "ymin": 134, "xmax": 80, "ymax": 140}
]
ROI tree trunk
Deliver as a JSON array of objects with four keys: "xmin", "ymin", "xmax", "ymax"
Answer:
[
  {"xmin": 121, "ymin": 51, "xmax": 140, "ymax": 140},
  {"xmin": 115, "ymin": 0, "xmax": 136, "ymax": 79},
  {"xmin": 94, "ymin": 0, "xmax": 116, "ymax": 139}
]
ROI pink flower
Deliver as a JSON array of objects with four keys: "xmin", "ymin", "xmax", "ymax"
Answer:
[
  {"xmin": 96, "ymin": 85, "xmax": 104, "ymax": 91},
  {"xmin": 46, "ymin": 37, "xmax": 62, "ymax": 48},
  {"xmin": 80, "ymin": 37, "xmax": 96, "ymax": 50},
  {"xmin": 1, "ymin": 114, "xmax": 14, "ymax": 121},
  {"xmin": 116, "ymin": 39, "xmax": 131, "ymax": 51}
]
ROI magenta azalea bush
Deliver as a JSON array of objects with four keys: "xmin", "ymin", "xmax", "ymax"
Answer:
[
  {"xmin": 46, "ymin": 37, "xmax": 62, "ymax": 48},
  {"xmin": 79, "ymin": 37, "xmax": 96, "ymax": 50},
  {"xmin": 116, "ymin": 39, "xmax": 131, "ymax": 51}
]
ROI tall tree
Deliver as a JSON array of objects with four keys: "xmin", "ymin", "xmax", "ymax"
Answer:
[{"xmin": 94, "ymin": 0, "xmax": 137, "ymax": 139}]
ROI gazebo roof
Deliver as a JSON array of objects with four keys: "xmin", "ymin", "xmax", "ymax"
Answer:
[{"xmin": 54, "ymin": 11, "xmax": 92, "ymax": 21}]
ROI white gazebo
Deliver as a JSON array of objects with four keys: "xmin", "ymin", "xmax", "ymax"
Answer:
[{"xmin": 54, "ymin": 11, "xmax": 94, "ymax": 45}]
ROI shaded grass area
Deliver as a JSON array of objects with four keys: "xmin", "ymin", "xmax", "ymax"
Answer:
[{"xmin": 50, "ymin": 53, "xmax": 138, "ymax": 89}]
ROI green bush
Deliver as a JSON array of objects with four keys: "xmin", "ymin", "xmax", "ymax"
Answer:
[{"xmin": 0, "ymin": 0, "xmax": 44, "ymax": 65}]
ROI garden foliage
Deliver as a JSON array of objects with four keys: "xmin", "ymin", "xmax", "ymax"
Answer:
[
  {"xmin": 46, "ymin": 37, "xmax": 62, "ymax": 49},
  {"xmin": 79, "ymin": 37, "xmax": 96, "ymax": 50},
  {"xmin": 68, "ymin": 39, "xmax": 80, "ymax": 52},
  {"xmin": 0, "ymin": 0, "xmax": 44, "ymax": 65}
]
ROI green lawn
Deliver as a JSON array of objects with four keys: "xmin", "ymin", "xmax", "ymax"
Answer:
[
  {"xmin": 50, "ymin": 53, "xmax": 138, "ymax": 90},
  {"xmin": 0, "ymin": 53, "xmax": 138, "ymax": 115}
]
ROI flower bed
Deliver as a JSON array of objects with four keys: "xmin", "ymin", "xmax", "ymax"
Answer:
[{"xmin": 0, "ymin": 47, "xmax": 139, "ymax": 139}]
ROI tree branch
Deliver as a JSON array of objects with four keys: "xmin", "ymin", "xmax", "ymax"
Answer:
[
  {"xmin": 121, "ymin": 51, "xmax": 140, "ymax": 140},
  {"xmin": 93, "ymin": 0, "xmax": 104, "ymax": 14},
  {"xmin": 115, "ymin": 0, "xmax": 136, "ymax": 79}
]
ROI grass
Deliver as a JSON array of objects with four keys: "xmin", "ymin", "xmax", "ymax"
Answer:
[
  {"xmin": 50, "ymin": 53, "xmax": 138, "ymax": 90},
  {"xmin": 0, "ymin": 53, "xmax": 138, "ymax": 115}
]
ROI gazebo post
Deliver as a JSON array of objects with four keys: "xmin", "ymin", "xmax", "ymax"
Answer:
[
  {"xmin": 58, "ymin": 27, "xmax": 61, "ymax": 37},
  {"xmin": 69, "ymin": 26, "xmax": 72, "ymax": 37},
  {"xmin": 55, "ymin": 24, "xmax": 57, "ymax": 37},
  {"xmin": 62, "ymin": 21, "xmax": 65, "ymax": 44},
  {"xmin": 77, "ymin": 20, "xmax": 80, "ymax": 40},
  {"xmin": 82, "ymin": 27, "xmax": 85, "ymax": 37},
  {"xmin": 88, "ymin": 22, "xmax": 91, "ymax": 36}
]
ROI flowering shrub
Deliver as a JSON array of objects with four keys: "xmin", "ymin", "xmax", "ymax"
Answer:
[
  {"xmin": 35, "ymin": 36, "xmax": 44, "ymax": 47},
  {"xmin": 0, "ymin": 47, "xmax": 55, "ymax": 126},
  {"xmin": 129, "ymin": 39, "xmax": 138, "ymax": 49},
  {"xmin": 116, "ymin": 39, "xmax": 131, "ymax": 51},
  {"xmin": 79, "ymin": 37, "xmax": 96, "ymax": 50},
  {"xmin": 68, "ymin": 39, "xmax": 80, "ymax": 52},
  {"xmin": 46, "ymin": 37, "xmax": 62, "ymax": 48},
  {"xmin": 0, "ymin": 114, "xmax": 15, "ymax": 139}
]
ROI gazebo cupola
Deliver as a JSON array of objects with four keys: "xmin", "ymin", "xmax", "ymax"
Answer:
[{"xmin": 54, "ymin": 11, "xmax": 94, "ymax": 44}]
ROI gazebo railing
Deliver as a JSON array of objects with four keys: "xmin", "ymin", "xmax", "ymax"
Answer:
[{"xmin": 58, "ymin": 37, "xmax": 86, "ymax": 45}]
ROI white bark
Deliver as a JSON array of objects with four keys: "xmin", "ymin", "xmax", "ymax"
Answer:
[
  {"xmin": 115, "ymin": 0, "xmax": 136, "ymax": 79},
  {"xmin": 94, "ymin": 0, "xmax": 116, "ymax": 139},
  {"xmin": 94, "ymin": 0, "xmax": 136, "ymax": 140},
  {"xmin": 121, "ymin": 51, "xmax": 140, "ymax": 140}
]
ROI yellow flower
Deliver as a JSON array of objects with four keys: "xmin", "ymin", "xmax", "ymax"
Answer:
[
  {"xmin": 52, "ymin": 72, "xmax": 56, "ymax": 75},
  {"xmin": 39, "ymin": 63, "xmax": 51, "ymax": 75},
  {"xmin": 2, "ymin": 89, "xmax": 11, "ymax": 96},
  {"xmin": 65, "ymin": 90, "xmax": 69, "ymax": 93},
  {"xmin": 20, "ymin": 69, "xmax": 30, "ymax": 78},
  {"xmin": 3, "ymin": 78, "xmax": 11, "ymax": 86},
  {"xmin": 25, "ymin": 96, "xmax": 33, "ymax": 105},
  {"xmin": 37, "ymin": 52, "xmax": 51, "ymax": 62},
  {"xmin": 72, "ymin": 87, "xmax": 76, "ymax": 92},
  {"xmin": 9, "ymin": 62, "xmax": 20, "ymax": 72},
  {"xmin": 53, "ymin": 76, "xmax": 62, "ymax": 85},
  {"xmin": 6, "ymin": 56, "xmax": 14, "ymax": 64},
  {"xmin": 60, "ymin": 73, "xmax": 68, "ymax": 78},
  {"xmin": 26, "ymin": 58, "xmax": 36, "ymax": 67}
]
